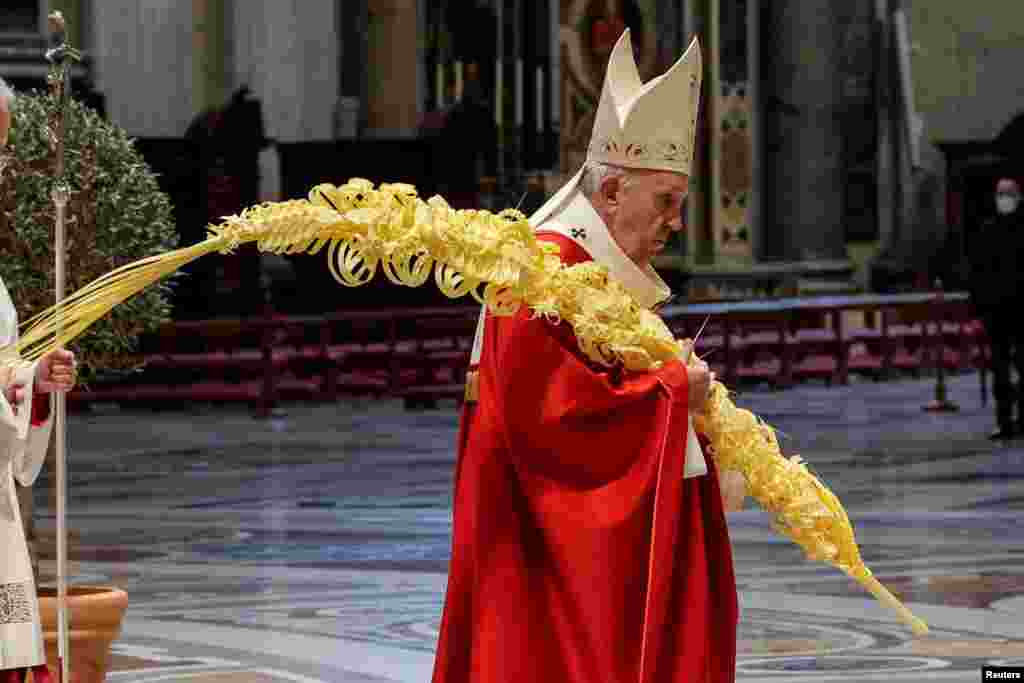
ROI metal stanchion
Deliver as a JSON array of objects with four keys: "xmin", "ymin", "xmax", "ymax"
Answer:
[{"xmin": 923, "ymin": 278, "xmax": 959, "ymax": 413}]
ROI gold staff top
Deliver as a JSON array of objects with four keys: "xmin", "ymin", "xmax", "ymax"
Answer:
[{"xmin": 6, "ymin": 178, "xmax": 928, "ymax": 635}]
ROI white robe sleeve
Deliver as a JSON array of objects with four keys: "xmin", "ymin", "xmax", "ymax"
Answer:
[
  {"xmin": 8, "ymin": 362, "xmax": 53, "ymax": 488},
  {"xmin": 0, "ymin": 276, "xmax": 54, "ymax": 487},
  {"xmin": 0, "ymin": 384, "xmax": 19, "ymax": 470},
  {"xmin": 683, "ymin": 413, "xmax": 708, "ymax": 478}
]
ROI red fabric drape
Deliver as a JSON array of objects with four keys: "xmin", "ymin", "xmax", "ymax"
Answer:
[
  {"xmin": 432, "ymin": 234, "xmax": 738, "ymax": 683},
  {"xmin": 31, "ymin": 392, "xmax": 50, "ymax": 426},
  {"xmin": 2, "ymin": 666, "xmax": 54, "ymax": 683}
]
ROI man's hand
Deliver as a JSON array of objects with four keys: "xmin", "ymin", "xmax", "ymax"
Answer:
[
  {"xmin": 35, "ymin": 349, "xmax": 77, "ymax": 394},
  {"xmin": 686, "ymin": 357, "xmax": 714, "ymax": 412},
  {"xmin": 719, "ymin": 470, "xmax": 747, "ymax": 512}
]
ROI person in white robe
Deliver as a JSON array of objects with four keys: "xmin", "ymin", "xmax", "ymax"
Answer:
[{"xmin": 1, "ymin": 74, "xmax": 77, "ymax": 683}]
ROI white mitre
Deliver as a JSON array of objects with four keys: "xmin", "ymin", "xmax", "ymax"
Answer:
[
  {"xmin": 527, "ymin": 31, "xmax": 708, "ymax": 480},
  {"xmin": 530, "ymin": 30, "xmax": 702, "ymax": 226}
]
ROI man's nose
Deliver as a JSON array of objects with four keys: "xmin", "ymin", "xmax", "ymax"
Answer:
[{"xmin": 667, "ymin": 213, "xmax": 684, "ymax": 232}]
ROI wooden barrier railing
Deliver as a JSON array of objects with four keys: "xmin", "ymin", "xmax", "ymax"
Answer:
[
  {"xmin": 68, "ymin": 307, "xmax": 480, "ymax": 417},
  {"xmin": 68, "ymin": 292, "xmax": 986, "ymax": 417},
  {"xmin": 661, "ymin": 291, "xmax": 980, "ymax": 389}
]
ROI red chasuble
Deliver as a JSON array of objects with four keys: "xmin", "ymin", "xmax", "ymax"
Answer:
[{"xmin": 432, "ymin": 233, "xmax": 738, "ymax": 683}]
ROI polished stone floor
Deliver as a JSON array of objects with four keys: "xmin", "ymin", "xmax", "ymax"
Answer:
[{"xmin": 30, "ymin": 371, "xmax": 1024, "ymax": 682}]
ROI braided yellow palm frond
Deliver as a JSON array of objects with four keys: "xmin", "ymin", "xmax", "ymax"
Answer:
[
  {"xmin": 6, "ymin": 178, "xmax": 926, "ymax": 635},
  {"xmin": 695, "ymin": 385, "xmax": 928, "ymax": 634}
]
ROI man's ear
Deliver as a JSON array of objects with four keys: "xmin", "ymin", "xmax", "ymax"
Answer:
[{"xmin": 600, "ymin": 175, "xmax": 622, "ymax": 208}]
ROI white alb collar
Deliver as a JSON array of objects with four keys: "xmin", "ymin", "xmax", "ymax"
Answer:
[{"xmin": 535, "ymin": 189, "xmax": 671, "ymax": 310}]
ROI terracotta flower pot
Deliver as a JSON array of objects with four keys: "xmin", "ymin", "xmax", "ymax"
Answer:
[{"xmin": 36, "ymin": 586, "xmax": 129, "ymax": 683}]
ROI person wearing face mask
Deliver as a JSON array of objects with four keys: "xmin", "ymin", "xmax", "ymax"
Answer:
[{"xmin": 967, "ymin": 177, "xmax": 1024, "ymax": 440}]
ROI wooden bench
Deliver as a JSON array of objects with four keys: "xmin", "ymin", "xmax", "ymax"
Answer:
[
  {"xmin": 69, "ymin": 317, "xmax": 283, "ymax": 417},
  {"xmin": 320, "ymin": 307, "xmax": 478, "ymax": 405},
  {"xmin": 662, "ymin": 292, "xmax": 985, "ymax": 389}
]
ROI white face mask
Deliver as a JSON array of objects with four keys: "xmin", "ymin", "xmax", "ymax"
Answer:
[{"xmin": 996, "ymin": 195, "xmax": 1019, "ymax": 215}]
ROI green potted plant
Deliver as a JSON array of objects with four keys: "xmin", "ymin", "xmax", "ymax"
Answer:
[{"xmin": 0, "ymin": 89, "xmax": 177, "ymax": 682}]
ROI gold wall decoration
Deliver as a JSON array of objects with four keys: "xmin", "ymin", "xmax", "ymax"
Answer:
[{"xmin": 716, "ymin": 83, "xmax": 753, "ymax": 261}]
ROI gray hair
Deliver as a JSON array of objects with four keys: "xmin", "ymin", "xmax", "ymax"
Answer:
[
  {"xmin": 580, "ymin": 161, "xmax": 634, "ymax": 197},
  {"xmin": 0, "ymin": 77, "xmax": 13, "ymax": 109}
]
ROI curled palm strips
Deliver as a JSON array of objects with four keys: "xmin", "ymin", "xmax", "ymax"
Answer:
[{"xmin": 9, "ymin": 178, "xmax": 927, "ymax": 634}]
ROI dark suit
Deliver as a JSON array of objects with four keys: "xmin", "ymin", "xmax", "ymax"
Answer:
[{"xmin": 967, "ymin": 211, "xmax": 1024, "ymax": 430}]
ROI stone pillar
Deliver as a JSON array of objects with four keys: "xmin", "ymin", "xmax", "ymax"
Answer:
[
  {"xmin": 364, "ymin": 0, "xmax": 420, "ymax": 137},
  {"xmin": 192, "ymin": 0, "xmax": 229, "ymax": 116},
  {"xmin": 91, "ymin": 0, "xmax": 195, "ymax": 136},
  {"xmin": 231, "ymin": 0, "xmax": 341, "ymax": 143},
  {"xmin": 340, "ymin": 0, "xmax": 370, "ymax": 137},
  {"xmin": 761, "ymin": 0, "xmax": 848, "ymax": 262},
  {"xmin": 874, "ymin": 0, "xmax": 897, "ymax": 257}
]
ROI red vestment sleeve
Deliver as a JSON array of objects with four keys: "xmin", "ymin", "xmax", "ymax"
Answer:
[{"xmin": 31, "ymin": 392, "xmax": 50, "ymax": 426}]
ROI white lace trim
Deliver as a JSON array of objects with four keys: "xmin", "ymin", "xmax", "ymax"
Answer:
[{"xmin": 0, "ymin": 581, "xmax": 34, "ymax": 624}]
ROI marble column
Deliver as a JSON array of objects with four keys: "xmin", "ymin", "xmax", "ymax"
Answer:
[
  {"xmin": 363, "ymin": 0, "xmax": 420, "ymax": 137},
  {"xmin": 761, "ymin": 0, "xmax": 848, "ymax": 262},
  {"xmin": 231, "ymin": 0, "xmax": 341, "ymax": 143},
  {"xmin": 91, "ymin": 0, "xmax": 194, "ymax": 137},
  {"xmin": 192, "ymin": 0, "xmax": 229, "ymax": 116}
]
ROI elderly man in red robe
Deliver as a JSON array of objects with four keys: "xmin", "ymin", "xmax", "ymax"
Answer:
[{"xmin": 432, "ymin": 31, "xmax": 745, "ymax": 683}]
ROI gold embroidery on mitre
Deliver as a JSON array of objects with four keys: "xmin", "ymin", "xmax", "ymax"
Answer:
[
  {"xmin": 583, "ymin": 31, "xmax": 702, "ymax": 177},
  {"xmin": 589, "ymin": 136, "xmax": 694, "ymax": 173}
]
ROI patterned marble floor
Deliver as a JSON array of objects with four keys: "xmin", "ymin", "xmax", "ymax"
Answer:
[{"xmin": 29, "ymin": 371, "xmax": 1024, "ymax": 682}]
